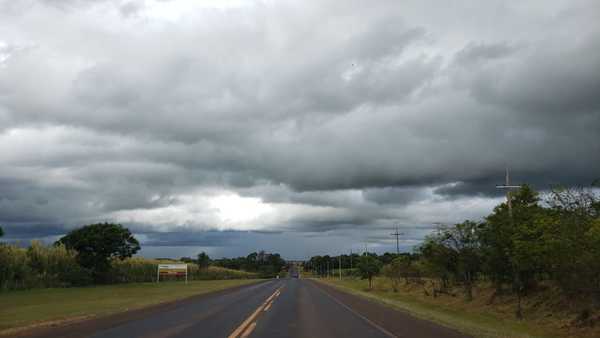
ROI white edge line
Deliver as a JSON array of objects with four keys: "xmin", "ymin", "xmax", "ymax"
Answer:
[{"xmin": 310, "ymin": 281, "xmax": 399, "ymax": 338}]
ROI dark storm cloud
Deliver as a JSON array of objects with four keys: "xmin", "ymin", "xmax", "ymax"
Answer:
[
  {"xmin": 1, "ymin": 0, "xmax": 599, "ymax": 257},
  {"xmin": 461, "ymin": 38, "xmax": 600, "ymax": 116},
  {"xmin": 139, "ymin": 230, "xmax": 241, "ymax": 247},
  {"xmin": 362, "ymin": 187, "xmax": 429, "ymax": 205}
]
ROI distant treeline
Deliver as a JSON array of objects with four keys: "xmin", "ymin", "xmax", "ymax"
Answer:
[
  {"xmin": 0, "ymin": 223, "xmax": 271, "ymax": 291},
  {"xmin": 306, "ymin": 252, "xmax": 399, "ymax": 274},
  {"xmin": 0, "ymin": 244, "xmax": 257, "ymax": 291},
  {"xmin": 307, "ymin": 184, "xmax": 600, "ymax": 316},
  {"xmin": 185, "ymin": 251, "xmax": 287, "ymax": 278}
]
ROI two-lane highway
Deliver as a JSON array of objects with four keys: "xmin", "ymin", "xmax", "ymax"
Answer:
[{"xmin": 15, "ymin": 279, "xmax": 469, "ymax": 338}]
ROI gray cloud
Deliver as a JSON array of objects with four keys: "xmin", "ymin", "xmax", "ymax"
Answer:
[{"xmin": 1, "ymin": 0, "xmax": 599, "ymax": 258}]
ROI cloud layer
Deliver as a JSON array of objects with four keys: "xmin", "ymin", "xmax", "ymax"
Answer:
[{"xmin": 1, "ymin": 0, "xmax": 599, "ymax": 258}]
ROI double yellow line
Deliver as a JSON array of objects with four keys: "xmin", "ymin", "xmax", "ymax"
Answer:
[{"xmin": 228, "ymin": 286, "xmax": 282, "ymax": 338}]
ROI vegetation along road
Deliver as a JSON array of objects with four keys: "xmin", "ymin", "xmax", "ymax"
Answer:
[{"xmin": 6, "ymin": 278, "xmax": 468, "ymax": 338}]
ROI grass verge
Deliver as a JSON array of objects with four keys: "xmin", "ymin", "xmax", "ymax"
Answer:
[
  {"xmin": 315, "ymin": 278, "xmax": 563, "ymax": 338},
  {"xmin": 0, "ymin": 279, "xmax": 261, "ymax": 334}
]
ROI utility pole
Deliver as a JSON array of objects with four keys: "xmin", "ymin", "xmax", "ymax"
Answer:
[
  {"xmin": 349, "ymin": 249, "xmax": 353, "ymax": 270},
  {"xmin": 496, "ymin": 168, "xmax": 521, "ymax": 218},
  {"xmin": 495, "ymin": 167, "xmax": 523, "ymax": 319},
  {"xmin": 339, "ymin": 255, "xmax": 342, "ymax": 280},
  {"xmin": 327, "ymin": 261, "xmax": 330, "ymax": 279},
  {"xmin": 390, "ymin": 226, "xmax": 404, "ymax": 255}
]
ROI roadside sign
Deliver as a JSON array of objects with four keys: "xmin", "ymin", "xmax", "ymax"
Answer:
[{"xmin": 157, "ymin": 264, "xmax": 188, "ymax": 283}]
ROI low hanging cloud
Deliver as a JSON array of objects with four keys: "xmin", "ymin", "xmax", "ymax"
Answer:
[{"xmin": 0, "ymin": 0, "xmax": 599, "ymax": 258}]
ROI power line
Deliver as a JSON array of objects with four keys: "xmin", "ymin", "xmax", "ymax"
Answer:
[{"xmin": 390, "ymin": 226, "xmax": 404, "ymax": 255}]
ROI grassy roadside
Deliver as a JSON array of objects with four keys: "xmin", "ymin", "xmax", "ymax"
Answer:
[
  {"xmin": 315, "ymin": 277, "xmax": 564, "ymax": 338},
  {"xmin": 0, "ymin": 279, "xmax": 261, "ymax": 335}
]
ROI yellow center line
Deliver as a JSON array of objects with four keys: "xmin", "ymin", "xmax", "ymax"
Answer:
[
  {"xmin": 263, "ymin": 301, "xmax": 273, "ymax": 312},
  {"xmin": 228, "ymin": 286, "xmax": 282, "ymax": 338},
  {"xmin": 241, "ymin": 322, "xmax": 257, "ymax": 338}
]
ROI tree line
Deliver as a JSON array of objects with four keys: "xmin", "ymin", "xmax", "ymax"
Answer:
[
  {"xmin": 0, "ymin": 223, "xmax": 271, "ymax": 290},
  {"xmin": 0, "ymin": 223, "xmax": 140, "ymax": 289},
  {"xmin": 306, "ymin": 251, "xmax": 401, "ymax": 274},
  {"xmin": 417, "ymin": 185, "xmax": 600, "ymax": 317},
  {"xmin": 307, "ymin": 184, "xmax": 600, "ymax": 318},
  {"xmin": 208, "ymin": 251, "xmax": 286, "ymax": 278}
]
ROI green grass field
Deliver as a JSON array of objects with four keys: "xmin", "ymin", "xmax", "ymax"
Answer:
[
  {"xmin": 316, "ymin": 277, "xmax": 577, "ymax": 338},
  {"xmin": 0, "ymin": 279, "xmax": 260, "ymax": 334}
]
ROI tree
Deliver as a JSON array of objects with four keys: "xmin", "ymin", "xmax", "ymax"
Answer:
[
  {"xmin": 542, "ymin": 185, "xmax": 600, "ymax": 297},
  {"xmin": 357, "ymin": 255, "xmax": 382, "ymax": 289},
  {"xmin": 265, "ymin": 253, "xmax": 286, "ymax": 274},
  {"xmin": 379, "ymin": 252, "xmax": 398, "ymax": 265},
  {"xmin": 197, "ymin": 252, "xmax": 210, "ymax": 270},
  {"xmin": 56, "ymin": 223, "xmax": 140, "ymax": 282},
  {"xmin": 480, "ymin": 185, "xmax": 545, "ymax": 318},
  {"xmin": 0, "ymin": 226, "xmax": 3, "ymax": 238},
  {"xmin": 438, "ymin": 221, "xmax": 482, "ymax": 301},
  {"xmin": 417, "ymin": 236, "xmax": 457, "ymax": 292}
]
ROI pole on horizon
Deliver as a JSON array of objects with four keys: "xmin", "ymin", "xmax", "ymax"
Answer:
[
  {"xmin": 339, "ymin": 255, "xmax": 342, "ymax": 280},
  {"xmin": 350, "ymin": 249, "xmax": 353, "ymax": 270},
  {"xmin": 390, "ymin": 226, "xmax": 404, "ymax": 255},
  {"xmin": 495, "ymin": 167, "xmax": 523, "ymax": 319},
  {"xmin": 496, "ymin": 168, "xmax": 521, "ymax": 218}
]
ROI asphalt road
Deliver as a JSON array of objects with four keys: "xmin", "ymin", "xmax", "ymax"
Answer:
[{"xmin": 15, "ymin": 278, "xmax": 469, "ymax": 338}]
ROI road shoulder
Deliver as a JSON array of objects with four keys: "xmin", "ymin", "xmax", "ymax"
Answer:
[{"xmin": 309, "ymin": 279, "xmax": 470, "ymax": 338}]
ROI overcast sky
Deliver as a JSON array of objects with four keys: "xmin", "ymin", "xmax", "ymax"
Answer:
[{"xmin": 1, "ymin": 0, "xmax": 599, "ymax": 259}]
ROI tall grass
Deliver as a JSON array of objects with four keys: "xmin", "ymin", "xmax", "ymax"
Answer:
[
  {"xmin": 0, "ymin": 241, "xmax": 91, "ymax": 290},
  {"xmin": 109, "ymin": 258, "xmax": 258, "ymax": 283},
  {"xmin": 0, "ymin": 242, "xmax": 257, "ymax": 291}
]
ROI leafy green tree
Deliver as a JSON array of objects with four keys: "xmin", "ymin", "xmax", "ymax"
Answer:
[
  {"xmin": 542, "ymin": 186, "xmax": 600, "ymax": 297},
  {"xmin": 417, "ymin": 236, "xmax": 457, "ymax": 292},
  {"xmin": 197, "ymin": 252, "xmax": 210, "ymax": 270},
  {"xmin": 481, "ymin": 185, "xmax": 545, "ymax": 318},
  {"xmin": 56, "ymin": 223, "xmax": 140, "ymax": 282},
  {"xmin": 265, "ymin": 253, "xmax": 286, "ymax": 274},
  {"xmin": 357, "ymin": 255, "xmax": 382, "ymax": 289},
  {"xmin": 437, "ymin": 221, "xmax": 482, "ymax": 301}
]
